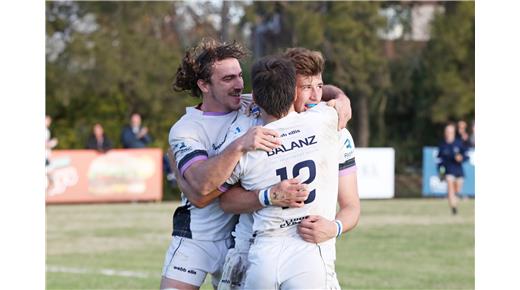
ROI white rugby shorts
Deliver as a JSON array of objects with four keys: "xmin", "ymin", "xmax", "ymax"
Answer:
[
  {"xmin": 244, "ymin": 235, "xmax": 331, "ymax": 289},
  {"xmin": 162, "ymin": 236, "xmax": 233, "ymax": 288}
]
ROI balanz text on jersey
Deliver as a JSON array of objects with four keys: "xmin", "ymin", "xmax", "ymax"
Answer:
[{"xmin": 267, "ymin": 135, "xmax": 317, "ymax": 157}]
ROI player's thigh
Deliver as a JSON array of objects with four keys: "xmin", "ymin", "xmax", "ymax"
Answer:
[
  {"xmin": 243, "ymin": 241, "xmax": 280, "ymax": 289},
  {"xmin": 160, "ymin": 276, "xmax": 199, "ymax": 290},
  {"xmin": 446, "ymin": 176, "xmax": 456, "ymax": 194},
  {"xmin": 161, "ymin": 236, "xmax": 212, "ymax": 288},
  {"xmin": 455, "ymin": 177, "xmax": 464, "ymax": 192},
  {"xmin": 281, "ymin": 244, "xmax": 328, "ymax": 289}
]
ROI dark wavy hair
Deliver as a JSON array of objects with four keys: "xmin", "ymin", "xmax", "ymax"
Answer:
[
  {"xmin": 251, "ymin": 56, "xmax": 296, "ymax": 119},
  {"xmin": 173, "ymin": 38, "xmax": 247, "ymax": 98}
]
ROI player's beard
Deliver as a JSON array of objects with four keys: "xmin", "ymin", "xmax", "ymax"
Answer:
[{"xmin": 227, "ymin": 89, "xmax": 242, "ymax": 110}]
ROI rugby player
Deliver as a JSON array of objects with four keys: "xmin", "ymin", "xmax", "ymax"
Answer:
[
  {"xmin": 217, "ymin": 48, "xmax": 360, "ymax": 289},
  {"xmin": 222, "ymin": 55, "xmax": 344, "ymax": 288},
  {"xmin": 160, "ymin": 39, "xmax": 307, "ymax": 290}
]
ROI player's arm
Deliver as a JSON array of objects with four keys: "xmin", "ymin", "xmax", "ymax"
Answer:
[
  {"xmin": 219, "ymin": 180, "xmax": 310, "ymax": 214},
  {"xmin": 322, "ymin": 85, "xmax": 352, "ymax": 129},
  {"xmin": 180, "ymin": 126, "xmax": 281, "ymax": 196},
  {"xmin": 297, "ymin": 173, "xmax": 360, "ymax": 243}
]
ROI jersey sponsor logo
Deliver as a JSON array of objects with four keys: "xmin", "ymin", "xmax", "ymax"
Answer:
[
  {"xmin": 173, "ymin": 142, "xmax": 191, "ymax": 155},
  {"xmin": 267, "ymin": 135, "xmax": 317, "ymax": 157},
  {"xmin": 280, "ymin": 215, "xmax": 309, "ymax": 228},
  {"xmin": 212, "ymin": 133, "xmax": 228, "ymax": 151},
  {"xmin": 344, "ymin": 138, "xmax": 353, "ymax": 149}
]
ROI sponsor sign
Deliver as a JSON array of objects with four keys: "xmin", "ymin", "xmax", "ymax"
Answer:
[
  {"xmin": 422, "ymin": 147, "xmax": 475, "ymax": 197},
  {"xmin": 46, "ymin": 149, "xmax": 163, "ymax": 203},
  {"xmin": 355, "ymin": 148, "xmax": 395, "ymax": 199}
]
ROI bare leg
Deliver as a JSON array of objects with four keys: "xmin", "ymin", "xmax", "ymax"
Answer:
[
  {"xmin": 160, "ymin": 276, "xmax": 199, "ymax": 290},
  {"xmin": 447, "ymin": 179, "xmax": 458, "ymax": 215}
]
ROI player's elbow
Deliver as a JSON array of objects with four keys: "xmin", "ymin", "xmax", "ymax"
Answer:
[
  {"xmin": 351, "ymin": 205, "xmax": 361, "ymax": 229},
  {"xmin": 189, "ymin": 196, "xmax": 211, "ymax": 209},
  {"xmin": 185, "ymin": 177, "xmax": 214, "ymax": 196}
]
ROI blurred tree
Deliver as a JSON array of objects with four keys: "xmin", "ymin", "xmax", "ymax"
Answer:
[
  {"xmin": 46, "ymin": 2, "xmax": 203, "ymax": 149},
  {"xmin": 323, "ymin": 1, "xmax": 390, "ymax": 147},
  {"xmin": 420, "ymin": 1, "xmax": 475, "ymax": 124}
]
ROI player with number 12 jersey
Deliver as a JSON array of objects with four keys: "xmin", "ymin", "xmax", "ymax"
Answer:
[{"xmin": 222, "ymin": 102, "xmax": 350, "ymax": 288}]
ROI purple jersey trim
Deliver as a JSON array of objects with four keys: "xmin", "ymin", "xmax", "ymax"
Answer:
[
  {"xmin": 202, "ymin": 111, "xmax": 231, "ymax": 116},
  {"xmin": 180, "ymin": 155, "xmax": 208, "ymax": 176},
  {"xmin": 339, "ymin": 166, "xmax": 357, "ymax": 176}
]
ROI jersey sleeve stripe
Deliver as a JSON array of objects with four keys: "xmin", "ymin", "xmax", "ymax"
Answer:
[
  {"xmin": 339, "ymin": 157, "xmax": 356, "ymax": 171},
  {"xmin": 178, "ymin": 150, "xmax": 209, "ymax": 176},
  {"xmin": 218, "ymin": 182, "xmax": 233, "ymax": 193},
  {"xmin": 339, "ymin": 165, "xmax": 357, "ymax": 176}
]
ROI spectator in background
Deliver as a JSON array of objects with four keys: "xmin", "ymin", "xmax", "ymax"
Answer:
[
  {"xmin": 46, "ymin": 115, "xmax": 58, "ymax": 192},
  {"xmin": 86, "ymin": 123, "xmax": 112, "ymax": 153},
  {"xmin": 469, "ymin": 120, "xmax": 475, "ymax": 148},
  {"xmin": 456, "ymin": 120, "xmax": 471, "ymax": 149},
  {"xmin": 121, "ymin": 113, "xmax": 152, "ymax": 148},
  {"xmin": 438, "ymin": 123, "xmax": 468, "ymax": 215}
]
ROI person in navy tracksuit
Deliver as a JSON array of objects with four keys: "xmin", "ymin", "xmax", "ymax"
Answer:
[{"xmin": 438, "ymin": 123, "xmax": 469, "ymax": 215}]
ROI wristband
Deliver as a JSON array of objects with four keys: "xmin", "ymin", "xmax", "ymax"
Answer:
[
  {"xmin": 258, "ymin": 187, "xmax": 271, "ymax": 207},
  {"xmin": 334, "ymin": 220, "xmax": 343, "ymax": 237}
]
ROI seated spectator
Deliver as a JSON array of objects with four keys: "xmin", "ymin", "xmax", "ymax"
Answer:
[
  {"xmin": 86, "ymin": 123, "xmax": 112, "ymax": 153},
  {"xmin": 121, "ymin": 113, "xmax": 152, "ymax": 148}
]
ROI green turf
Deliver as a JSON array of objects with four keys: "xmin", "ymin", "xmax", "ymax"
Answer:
[{"xmin": 46, "ymin": 198, "xmax": 474, "ymax": 289}]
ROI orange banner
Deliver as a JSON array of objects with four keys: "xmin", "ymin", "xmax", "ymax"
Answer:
[{"xmin": 46, "ymin": 148, "xmax": 163, "ymax": 204}]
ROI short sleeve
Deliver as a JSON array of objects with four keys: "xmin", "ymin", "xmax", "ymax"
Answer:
[
  {"xmin": 169, "ymin": 125, "xmax": 209, "ymax": 177},
  {"xmin": 338, "ymin": 128, "xmax": 357, "ymax": 176}
]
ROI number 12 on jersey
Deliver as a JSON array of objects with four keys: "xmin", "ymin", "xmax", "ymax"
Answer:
[{"xmin": 275, "ymin": 159, "xmax": 316, "ymax": 206}]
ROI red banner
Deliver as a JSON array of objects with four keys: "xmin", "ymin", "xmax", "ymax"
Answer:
[{"xmin": 46, "ymin": 149, "xmax": 163, "ymax": 204}]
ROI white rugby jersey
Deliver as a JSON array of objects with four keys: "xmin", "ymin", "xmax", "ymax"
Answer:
[
  {"xmin": 224, "ymin": 103, "xmax": 354, "ymax": 238},
  {"xmin": 169, "ymin": 106, "xmax": 244, "ymax": 241}
]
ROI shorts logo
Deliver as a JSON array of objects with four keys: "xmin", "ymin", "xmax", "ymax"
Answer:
[{"xmin": 173, "ymin": 266, "xmax": 197, "ymax": 275}]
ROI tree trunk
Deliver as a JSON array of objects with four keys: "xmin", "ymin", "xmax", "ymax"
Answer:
[
  {"xmin": 220, "ymin": 1, "xmax": 230, "ymax": 42},
  {"xmin": 356, "ymin": 95, "xmax": 370, "ymax": 147}
]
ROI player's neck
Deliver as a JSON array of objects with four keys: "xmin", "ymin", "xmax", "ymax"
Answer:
[{"xmin": 261, "ymin": 107, "xmax": 295, "ymax": 125}]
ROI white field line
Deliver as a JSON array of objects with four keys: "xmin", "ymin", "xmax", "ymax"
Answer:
[{"xmin": 47, "ymin": 265, "xmax": 151, "ymax": 278}]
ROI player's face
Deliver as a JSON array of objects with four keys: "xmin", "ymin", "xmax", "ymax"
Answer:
[
  {"xmin": 207, "ymin": 58, "xmax": 244, "ymax": 112},
  {"xmin": 294, "ymin": 74, "xmax": 323, "ymax": 113},
  {"xmin": 445, "ymin": 125, "xmax": 455, "ymax": 143}
]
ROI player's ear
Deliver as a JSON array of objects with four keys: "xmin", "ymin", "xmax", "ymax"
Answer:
[
  {"xmin": 197, "ymin": 79, "xmax": 210, "ymax": 94},
  {"xmin": 292, "ymin": 87, "xmax": 300, "ymax": 104}
]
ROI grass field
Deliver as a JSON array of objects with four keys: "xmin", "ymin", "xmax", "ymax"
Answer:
[{"xmin": 46, "ymin": 198, "xmax": 474, "ymax": 290}]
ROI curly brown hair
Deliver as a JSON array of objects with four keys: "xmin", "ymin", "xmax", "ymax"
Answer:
[
  {"xmin": 283, "ymin": 47, "xmax": 324, "ymax": 77},
  {"xmin": 173, "ymin": 39, "xmax": 248, "ymax": 98}
]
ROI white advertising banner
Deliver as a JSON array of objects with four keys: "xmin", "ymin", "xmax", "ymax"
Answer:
[{"xmin": 355, "ymin": 148, "xmax": 395, "ymax": 199}]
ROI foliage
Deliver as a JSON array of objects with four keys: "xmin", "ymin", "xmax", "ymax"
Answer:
[{"xmin": 46, "ymin": 1, "xmax": 474, "ymax": 170}]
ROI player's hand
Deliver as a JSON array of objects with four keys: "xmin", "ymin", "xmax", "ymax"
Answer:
[
  {"xmin": 269, "ymin": 178, "xmax": 309, "ymax": 208},
  {"xmin": 326, "ymin": 93, "xmax": 352, "ymax": 130},
  {"xmin": 235, "ymin": 126, "xmax": 281, "ymax": 152},
  {"xmin": 455, "ymin": 153, "xmax": 463, "ymax": 162},
  {"xmin": 297, "ymin": 215, "xmax": 337, "ymax": 243}
]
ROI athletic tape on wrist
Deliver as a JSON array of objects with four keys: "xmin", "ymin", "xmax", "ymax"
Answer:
[
  {"xmin": 335, "ymin": 220, "xmax": 343, "ymax": 237},
  {"xmin": 258, "ymin": 187, "xmax": 271, "ymax": 207}
]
